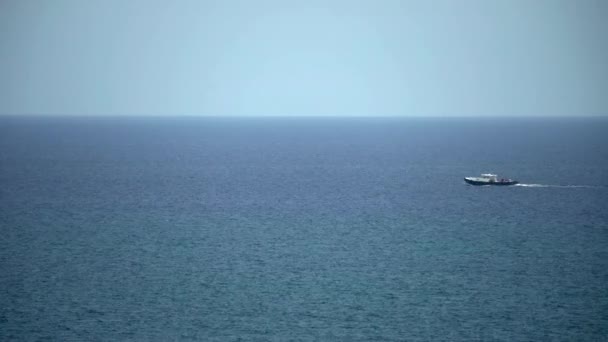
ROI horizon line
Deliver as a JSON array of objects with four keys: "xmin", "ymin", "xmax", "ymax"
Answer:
[{"xmin": 1, "ymin": 113, "xmax": 607, "ymax": 119}]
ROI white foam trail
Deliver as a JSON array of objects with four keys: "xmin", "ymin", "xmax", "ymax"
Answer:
[{"xmin": 514, "ymin": 184, "xmax": 599, "ymax": 188}]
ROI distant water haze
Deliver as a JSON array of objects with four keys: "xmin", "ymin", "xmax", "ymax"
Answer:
[{"xmin": 1, "ymin": 0, "xmax": 607, "ymax": 117}]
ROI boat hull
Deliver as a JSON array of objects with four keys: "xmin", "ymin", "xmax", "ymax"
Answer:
[{"xmin": 464, "ymin": 178, "xmax": 518, "ymax": 186}]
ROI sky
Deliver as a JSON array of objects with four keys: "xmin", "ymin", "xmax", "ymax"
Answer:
[{"xmin": 1, "ymin": 0, "xmax": 606, "ymax": 117}]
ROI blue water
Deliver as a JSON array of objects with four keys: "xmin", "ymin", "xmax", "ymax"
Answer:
[{"xmin": 1, "ymin": 117, "xmax": 607, "ymax": 341}]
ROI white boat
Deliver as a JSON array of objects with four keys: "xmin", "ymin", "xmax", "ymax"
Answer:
[{"xmin": 464, "ymin": 173, "xmax": 518, "ymax": 186}]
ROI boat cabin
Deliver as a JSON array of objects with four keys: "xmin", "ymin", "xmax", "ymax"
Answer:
[{"xmin": 480, "ymin": 174, "xmax": 498, "ymax": 182}]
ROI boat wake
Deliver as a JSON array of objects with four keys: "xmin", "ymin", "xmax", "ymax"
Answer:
[{"xmin": 514, "ymin": 183, "xmax": 600, "ymax": 188}]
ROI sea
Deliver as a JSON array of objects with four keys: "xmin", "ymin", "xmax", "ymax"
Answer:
[{"xmin": 1, "ymin": 116, "xmax": 607, "ymax": 341}]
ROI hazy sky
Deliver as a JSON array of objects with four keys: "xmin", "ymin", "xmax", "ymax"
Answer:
[{"xmin": 1, "ymin": 0, "xmax": 606, "ymax": 116}]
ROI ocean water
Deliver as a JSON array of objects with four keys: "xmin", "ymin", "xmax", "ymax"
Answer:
[{"xmin": 1, "ymin": 116, "xmax": 607, "ymax": 341}]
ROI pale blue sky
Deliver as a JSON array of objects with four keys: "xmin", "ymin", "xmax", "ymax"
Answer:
[{"xmin": 1, "ymin": 0, "xmax": 606, "ymax": 116}]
